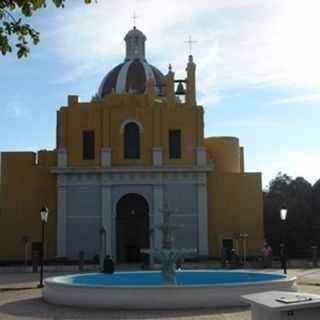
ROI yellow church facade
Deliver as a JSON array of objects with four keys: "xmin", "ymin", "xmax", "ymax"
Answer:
[{"xmin": 0, "ymin": 27, "xmax": 264, "ymax": 262}]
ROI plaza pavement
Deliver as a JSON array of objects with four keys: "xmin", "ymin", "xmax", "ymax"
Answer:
[{"xmin": 1, "ymin": 268, "xmax": 320, "ymax": 319}]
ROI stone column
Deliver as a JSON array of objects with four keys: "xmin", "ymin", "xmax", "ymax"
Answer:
[
  {"xmin": 57, "ymin": 175, "xmax": 67, "ymax": 257},
  {"xmin": 152, "ymin": 147, "xmax": 163, "ymax": 166},
  {"xmin": 196, "ymin": 147, "xmax": 207, "ymax": 166},
  {"xmin": 101, "ymin": 179, "xmax": 112, "ymax": 256},
  {"xmin": 101, "ymin": 148, "xmax": 111, "ymax": 167},
  {"xmin": 198, "ymin": 174, "xmax": 209, "ymax": 255},
  {"xmin": 153, "ymin": 184, "xmax": 164, "ymax": 249},
  {"xmin": 57, "ymin": 148, "xmax": 68, "ymax": 168}
]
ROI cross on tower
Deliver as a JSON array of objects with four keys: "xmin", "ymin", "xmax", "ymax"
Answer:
[
  {"xmin": 185, "ymin": 35, "xmax": 197, "ymax": 55},
  {"xmin": 132, "ymin": 12, "xmax": 139, "ymax": 27}
]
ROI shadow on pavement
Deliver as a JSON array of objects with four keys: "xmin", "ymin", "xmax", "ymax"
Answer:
[{"xmin": 0, "ymin": 297, "xmax": 250, "ymax": 319}]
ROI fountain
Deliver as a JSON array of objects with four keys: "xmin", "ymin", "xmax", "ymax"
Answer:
[
  {"xmin": 141, "ymin": 205, "xmax": 195, "ymax": 285},
  {"xmin": 42, "ymin": 205, "xmax": 297, "ymax": 309}
]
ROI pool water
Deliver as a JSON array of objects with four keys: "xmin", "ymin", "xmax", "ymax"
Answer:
[{"xmin": 65, "ymin": 271, "xmax": 286, "ymax": 287}]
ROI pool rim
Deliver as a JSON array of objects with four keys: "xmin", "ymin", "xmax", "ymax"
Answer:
[{"xmin": 44, "ymin": 269, "xmax": 296, "ymax": 289}]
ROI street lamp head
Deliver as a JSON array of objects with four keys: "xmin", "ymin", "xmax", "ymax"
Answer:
[
  {"xmin": 280, "ymin": 208, "xmax": 288, "ymax": 221},
  {"xmin": 40, "ymin": 207, "xmax": 49, "ymax": 223}
]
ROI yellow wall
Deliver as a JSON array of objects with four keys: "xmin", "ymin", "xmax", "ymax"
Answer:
[
  {"xmin": 207, "ymin": 171, "xmax": 264, "ymax": 256},
  {"xmin": 1, "ymin": 95, "xmax": 264, "ymax": 260},
  {"xmin": 205, "ymin": 137, "xmax": 241, "ymax": 173},
  {"xmin": 0, "ymin": 151, "xmax": 57, "ymax": 260},
  {"xmin": 57, "ymin": 95, "xmax": 203, "ymax": 167},
  {"xmin": 0, "ymin": 49, "xmax": 265, "ymax": 262},
  {"xmin": 205, "ymin": 136, "xmax": 264, "ymax": 256}
]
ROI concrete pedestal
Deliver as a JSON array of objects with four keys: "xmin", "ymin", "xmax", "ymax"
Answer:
[{"xmin": 242, "ymin": 291, "xmax": 320, "ymax": 320}]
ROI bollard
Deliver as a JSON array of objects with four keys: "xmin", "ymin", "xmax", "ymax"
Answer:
[
  {"xmin": 311, "ymin": 246, "xmax": 318, "ymax": 267},
  {"xmin": 79, "ymin": 250, "xmax": 85, "ymax": 271}
]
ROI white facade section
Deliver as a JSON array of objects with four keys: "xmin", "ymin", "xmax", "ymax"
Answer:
[
  {"xmin": 101, "ymin": 183, "xmax": 112, "ymax": 256},
  {"xmin": 153, "ymin": 184, "xmax": 164, "ymax": 249},
  {"xmin": 54, "ymin": 166, "xmax": 212, "ymax": 259},
  {"xmin": 198, "ymin": 174, "xmax": 209, "ymax": 255},
  {"xmin": 57, "ymin": 175, "xmax": 67, "ymax": 256}
]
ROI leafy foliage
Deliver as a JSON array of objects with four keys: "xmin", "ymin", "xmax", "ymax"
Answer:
[
  {"xmin": 0, "ymin": 0, "xmax": 93, "ymax": 58},
  {"xmin": 264, "ymin": 173, "xmax": 319, "ymax": 257}
]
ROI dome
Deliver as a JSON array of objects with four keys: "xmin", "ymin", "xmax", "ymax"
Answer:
[
  {"xmin": 97, "ymin": 27, "xmax": 164, "ymax": 98},
  {"xmin": 124, "ymin": 27, "xmax": 146, "ymax": 43},
  {"xmin": 98, "ymin": 59, "xmax": 164, "ymax": 97}
]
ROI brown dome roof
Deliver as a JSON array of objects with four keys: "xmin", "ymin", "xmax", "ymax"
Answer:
[
  {"xmin": 98, "ymin": 59, "xmax": 164, "ymax": 97},
  {"xmin": 97, "ymin": 27, "xmax": 165, "ymax": 98}
]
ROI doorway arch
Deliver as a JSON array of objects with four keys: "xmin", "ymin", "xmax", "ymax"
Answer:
[{"xmin": 116, "ymin": 193, "xmax": 149, "ymax": 263}]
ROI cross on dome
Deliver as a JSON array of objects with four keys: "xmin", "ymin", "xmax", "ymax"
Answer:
[
  {"xmin": 185, "ymin": 35, "xmax": 197, "ymax": 55},
  {"xmin": 132, "ymin": 12, "xmax": 139, "ymax": 27}
]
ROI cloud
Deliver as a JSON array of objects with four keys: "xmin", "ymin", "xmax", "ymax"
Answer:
[
  {"xmin": 218, "ymin": 119, "xmax": 283, "ymax": 128},
  {"xmin": 46, "ymin": 0, "xmax": 274, "ymax": 101},
  {"xmin": 250, "ymin": 151, "xmax": 320, "ymax": 187},
  {"xmin": 272, "ymin": 94, "xmax": 320, "ymax": 105},
  {"xmin": 5, "ymin": 101, "xmax": 31, "ymax": 119},
  {"xmin": 45, "ymin": 0, "xmax": 320, "ymax": 107}
]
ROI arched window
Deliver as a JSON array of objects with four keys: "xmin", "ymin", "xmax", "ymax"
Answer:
[
  {"xmin": 169, "ymin": 129, "xmax": 181, "ymax": 159},
  {"xmin": 124, "ymin": 122, "xmax": 140, "ymax": 159}
]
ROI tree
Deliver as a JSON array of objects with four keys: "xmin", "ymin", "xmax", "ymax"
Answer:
[
  {"xmin": 0, "ymin": 0, "xmax": 94, "ymax": 58},
  {"xmin": 286, "ymin": 177, "xmax": 313, "ymax": 256},
  {"xmin": 264, "ymin": 173, "xmax": 314, "ymax": 257},
  {"xmin": 311, "ymin": 179, "xmax": 320, "ymax": 244},
  {"xmin": 264, "ymin": 173, "xmax": 292, "ymax": 255},
  {"xmin": 313, "ymin": 179, "xmax": 320, "ymax": 214}
]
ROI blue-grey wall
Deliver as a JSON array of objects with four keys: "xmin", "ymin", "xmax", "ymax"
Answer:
[
  {"xmin": 164, "ymin": 184, "xmax": 198, "ymax": 250},
  {"xmin": 64, "ymin": 182, "xmax": 199, "ymax": 259},
  {"xmin": 66, "ymin": 185, "xmax": 101, "ymax": 258}
]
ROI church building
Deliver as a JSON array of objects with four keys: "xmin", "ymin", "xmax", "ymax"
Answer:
[{"xmin": 0, "ymin": 27, "xmax": 264, "ymax": 263}]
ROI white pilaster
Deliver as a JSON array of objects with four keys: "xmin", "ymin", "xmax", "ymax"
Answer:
[
  {"xmin": 101, "ymin": 182, "xmax": 112, "ymax": 256},
  {"xmin": 152, "ymin": 147, "xmax": 163, "ymax": 167},
  {"xmin": 153, "ymin": 184, "xmax": 163, "ymax": 249},
  {"xmin": 101, "ymin": 148, "xmax": 111, "ymax": 167},
  {"xmin": 198, "ymin": 174, "xmax": 209, "ymax": 255},
  {"xmin": 196, "ymin": 147, "xmax": 207, "ymax": 166},
  {"xmin": 57, "ymin": 175, "xmax": 67, "ymax": 256},
  {"xmin": 57, "ymin": 148, "xmax": 68, "ymax": 168}
]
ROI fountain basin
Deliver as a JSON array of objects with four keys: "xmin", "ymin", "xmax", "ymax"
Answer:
[{"xmin": 43, "ymin": 270, "xmax": 296, "ymax": 309}]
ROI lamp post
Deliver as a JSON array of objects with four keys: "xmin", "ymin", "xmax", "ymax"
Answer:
[
  {"xmin": 280, "ymin": 208, "xmax": 287, "ymax": 274},
  {"xmin": 240, "ymin": 233, "xmax": 249, "ymax": 267},
  {"xmin": 38, "ymin": 207, "xmax": 49, "ymax": 288}
]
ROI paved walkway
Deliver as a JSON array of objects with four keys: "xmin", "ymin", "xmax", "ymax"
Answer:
[{"xmin": 1, "ymin": 269, "xmax": 320, "ymax": 319}]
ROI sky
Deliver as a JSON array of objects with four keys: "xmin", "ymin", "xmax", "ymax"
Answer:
[{"xmin": 0, "ymin": 0, "xmax": 320, "ymax": 188}]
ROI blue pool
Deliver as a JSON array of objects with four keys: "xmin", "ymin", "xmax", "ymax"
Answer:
[{"xmin": 65, "ymin": 271, "xmax": 286, "ymax": 286}]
